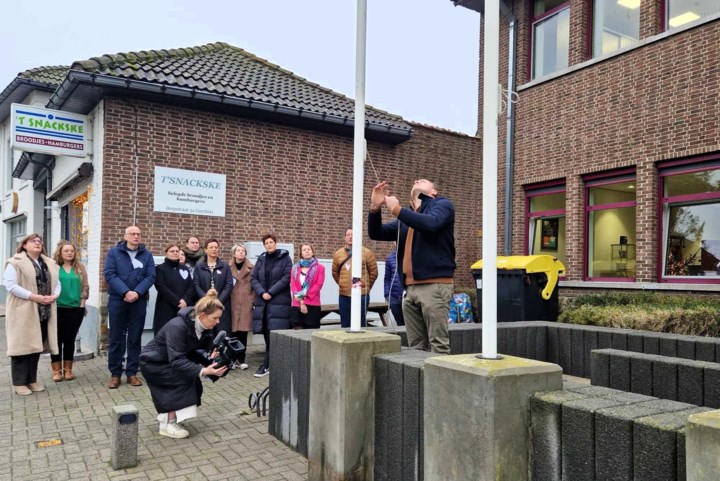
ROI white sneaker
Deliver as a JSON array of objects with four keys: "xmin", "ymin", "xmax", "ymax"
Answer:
[
  {"xmin": 159, "ymin": 422, "xmax": 189, "ymax": 439},
  {"xmin": 239, "ymin": 363, "xmax": 249, "ymax": 370}
]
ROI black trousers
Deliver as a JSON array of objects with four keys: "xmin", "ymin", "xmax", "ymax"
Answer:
[
  {"xmin": 290, "ymin": 305, "xmax": 322, "ymax": 329},
  {"xmin": 51, "ymin": 307, "xmax": 84, "ymax": 362},
  {"xmin": 231, "ymin": 331, "xmax": 248, "ymax": 364},
  {"xmin": 11, "ymin": 319, "xmax": 48, "ymax": 386}
]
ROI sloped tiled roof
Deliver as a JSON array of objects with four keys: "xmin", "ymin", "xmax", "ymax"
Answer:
[
  {"xmin": 19, "ymin": 66, "xmax": 70, "ymax": 85},
  {"xmin": 67, "ymin": 41, "xmax": 408, "ymax": 131}
]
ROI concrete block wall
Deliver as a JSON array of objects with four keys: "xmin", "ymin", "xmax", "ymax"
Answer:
[
  {"xmin": 531, "ymin": 381, "xmax": 711, "ymax": 481},
  {"xmin": 591, "ymin": 349, "xmax": 720, "ymax": 409}
]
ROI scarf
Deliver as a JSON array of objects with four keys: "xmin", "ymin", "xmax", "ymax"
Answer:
[
  {"xmin": 30, "ymin": 254, "xmax": 51, "ymax": 322},
  {"xmin": 292, "ymin": 257, "xmax": 319, "ymax": 301}
]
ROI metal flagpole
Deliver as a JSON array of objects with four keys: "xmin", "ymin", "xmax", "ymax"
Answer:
[
  {"xmin": 350, "ymin": 0, "xmax": 368, "ymax": 332},
  {"xmin": 481, "ymin": 1, "xmax": 500, "ymax": 358}
]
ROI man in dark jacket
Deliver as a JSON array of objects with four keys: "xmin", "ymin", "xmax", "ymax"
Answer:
[
  {"xmin": 104, "ymin": 226, "xmax": 156, "ymax": 388},
  {"xmin": 368, "ymin": 180, "xmax": 455, "ymax": 354}
]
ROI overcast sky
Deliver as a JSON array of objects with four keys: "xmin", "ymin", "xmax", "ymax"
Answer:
[{"xmin": 0, "ymin": 0, "xmax": 480, "ymax": 135}]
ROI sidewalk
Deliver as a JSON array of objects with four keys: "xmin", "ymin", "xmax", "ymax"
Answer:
[{"xmin": 0, "ymin": 312, "xmax": 307, "ymax": 481}]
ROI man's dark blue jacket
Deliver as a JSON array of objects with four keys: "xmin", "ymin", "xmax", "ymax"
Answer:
[
  {"xmin": 368, "ymin": 193, "xmax": 456, "ymax": 288},
  {"xmin": 104, "ymin": 241, "xmax": 156, "ymax": 300}
]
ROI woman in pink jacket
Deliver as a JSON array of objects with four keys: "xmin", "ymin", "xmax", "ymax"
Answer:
[{"xmin": 290, "ymin": 244, "xmax": 325, "ymax": 329}]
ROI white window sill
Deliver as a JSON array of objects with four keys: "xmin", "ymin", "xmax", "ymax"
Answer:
[{"xmin": 560, "ymin": 280, "xmax": 720, "ymax": 292}]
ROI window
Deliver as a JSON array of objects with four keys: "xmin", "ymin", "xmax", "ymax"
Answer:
[
  {"xmin": 593, "ymin": 0, "xmax": 640, "ymax": 57},
  {"xmin": 532, "ymin": 0, "xmax": 570, "ymax": 79},
  {"xmin": 584, "ymin": 170, "xmax": 637, "ymax": 280},
  {"xmin": 7, "ymin": 217, "xmax": 27, "ymax": 258},
  {"xmin": 660, "ymin": 158, "xmax": 720, "ymax": 281},
  {"xmin": 526, "ymin": 182, "xmax": 567, "ymax": 267},
  {"xmin": 666, "ymin": 0, "xmax": 720, "ymax": 29}
]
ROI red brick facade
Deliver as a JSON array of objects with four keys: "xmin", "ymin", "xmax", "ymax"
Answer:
[
  {"xmin": 99, "ymin": 98, "xmax": 483, "ymax": 292},
  {"xmin": 477, "ymin": 2, "xmax": 720, "ymax": 294}
]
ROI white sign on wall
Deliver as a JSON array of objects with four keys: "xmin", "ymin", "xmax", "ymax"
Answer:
[
  {"xmin": 153, "ymin": 166, "xmax": 226, "ymax": 217},
  {"xmin": 10, "ymin": 103, "xmax": 88, "ymax": 157}
]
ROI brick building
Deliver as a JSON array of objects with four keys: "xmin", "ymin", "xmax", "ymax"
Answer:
[
  {"xmin": 455, "ymin": 0, "xmax": 720, "ymax": 297},
  {"xmin": 0, "ymin": 42, "xmax": 482, "ymax": 352}
]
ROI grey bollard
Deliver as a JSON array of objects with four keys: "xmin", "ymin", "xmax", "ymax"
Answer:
[{"xmin": 111, "ymin": 404, "xmax": 139, "ymax": 470}]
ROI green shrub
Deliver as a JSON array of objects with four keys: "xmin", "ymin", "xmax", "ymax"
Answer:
[{"xmin": 559, "ymin": 292, "xmax": 720, "ymax": 336}]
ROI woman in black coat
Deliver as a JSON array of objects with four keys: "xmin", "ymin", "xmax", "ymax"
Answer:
[
  {"xmin": 153, "ymin": 243, "xmax": 194, "ymax": 335},
  {"xmin": 139, "ymin": 290, "xmax": 229, "ymax": 439},
  {"xmin": 193, "ymin": 239, "xmax": 233, "ymax": 335},
  {"xmin": 251, "ymin": 233, "xmax": 292, "ymax": 377}
]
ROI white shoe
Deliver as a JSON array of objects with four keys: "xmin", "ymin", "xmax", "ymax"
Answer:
[
  {"xmin": 28, "ymin": 382, "xmax": 45, "ymax": 392},
  {"xmin": 159, "ymin": 422, "xmax": 189, "ymax": 439},
  {"xmin": 239, "ymin": 363, "xmax": 249, "ymax": 370}
]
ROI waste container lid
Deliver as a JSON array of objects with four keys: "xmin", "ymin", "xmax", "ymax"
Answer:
[
  {"xmin": 470, "ymin": 255, "xmax": 565, "ymax": 301},
  {"xmin": 470, "ymin": 255, "xmax": 565, "ymax": 274}
]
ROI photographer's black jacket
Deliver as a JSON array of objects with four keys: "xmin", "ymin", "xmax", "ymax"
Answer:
[{"xmin": 140, "ymin": 307, "xmax": 213, "ymax": 413}]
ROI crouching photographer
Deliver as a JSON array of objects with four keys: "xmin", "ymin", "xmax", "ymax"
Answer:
[{"xmin": 139, "ymin": 289, "xmax": 230, "ymax": 439}]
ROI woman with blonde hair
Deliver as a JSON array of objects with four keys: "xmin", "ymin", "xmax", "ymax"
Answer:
[
  {"xmin": 50, "ymin": 240, "xmax": 89, "ymax": 381},
  {"xmin": 140, "ymin": 289, "xmax": 229, "ymax": 438},
  {"xmin": 4, "ymin": 234, "xmax": 60, "ymax": 395}
]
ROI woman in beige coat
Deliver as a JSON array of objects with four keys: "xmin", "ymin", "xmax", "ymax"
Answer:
[
  {"xmin": 4, "ymin": 233, "xmax": 60, "ymax": 395},
  {"xmin": 229, "ymin": 243, "xmax": 254, "ymax": 370}
]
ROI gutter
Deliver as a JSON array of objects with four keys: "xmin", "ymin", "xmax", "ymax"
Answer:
[
  {"xmin": 501, "ymin": 2, "xmax": 517, "ymax": 256},
  {"xmin": 48, "ymin": 70, "xmax": 413, "ymax": 140}
]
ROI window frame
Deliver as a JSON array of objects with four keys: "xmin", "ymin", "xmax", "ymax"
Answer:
[
  {"xmin": 657, "ymin": 154, "xmax": 720, "ymax": 284},
  {"xmin": 529, "ymin": 1, "xmax": 571, "ymax": 81},
  {"xmin": 583, "ymin": 168, "xmax": 637, "ymax": 281},
  {"xmin": 590, "ymin": 0, "xmax": 641, "ymax": 59},
  {"xmin": 524, "ymin": 179, "xmax": 567, "ymax": 277},
  {"xmin": 6, "ymin": 216, "xmax": 27, "ymax": 259}
]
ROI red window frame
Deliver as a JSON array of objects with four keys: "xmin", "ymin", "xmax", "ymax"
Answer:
[
  {"xmin": 529, "ymin": 1, "xmax": 571, "ymax": 81},
  {"xmin": 583, "ymin": 168, "xmax": 637, "ymax": 281},
  {"xmin": 657, "ymin": 154, "xmax": 720, "ymax": 284},
  {"xmin": 524, "ymin": 180, "xmax": 567, "ymax": 278}
]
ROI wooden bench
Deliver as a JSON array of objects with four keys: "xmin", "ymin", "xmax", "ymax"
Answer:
[{"xmin": 320, "ymin": 302, "xmax": 389, "ymax": 326}]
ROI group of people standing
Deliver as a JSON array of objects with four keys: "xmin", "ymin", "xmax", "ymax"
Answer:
[{"xmin": 5, "ymin": 235, "xmax": 89, "ymax": 395}]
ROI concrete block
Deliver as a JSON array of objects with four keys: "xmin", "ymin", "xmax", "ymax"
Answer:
[
  {"xmin": 110, "ymin": 404, "xmax": 138, "ymax": 470},
  {"xmin": 653, "ymin": 358, "xmax": 678, "ymax": 401},
  {"xmin": 692, "ymin": 337, "xmax": 716, "ymax": 362},
  {"xmin": 597, "ymin": 329, "xmax": 613, "ymax": 351},
  {"xmin": 659, "ymin": 335, "xmax": 678, "ymax": 358},
  {"xmin": 517, "ymin": 326, "xmax": 529, "ymax": 359},
  {"xmin": 583, "ymin": 329, "xmax": 599, "ymax": 378},
  {"xmin": 571, "ymin": 328, "xmax": 585, "ymax": 377},
  {"xmin": 308, "ymin": 330, "xmax": 401, "ymax": 481},
  {"xmin": 677, "ymin": 338, "xmax": 696, "ymax": 360},
  {"xmin": 609, "ymin": 351, "xmax": 632, "ymax": 392},
  {"xmin": 424, "ymin": 355, "xmax": 562, "ymax": 481},
  {"xmin": 374, "ymin": 355, "xmax": 390, "ymax": 481},
  {"xmin": 546, "ymin": 325, "xmax": 559, "ymax": 364},
  {"xmin": 595, "ymin": 400, "xmax": 694, "ymax": 481},
  {"xmin": 403, "ymin": 358, "xmax": 428, "ymax": 481},
  {"xmin": 643, "ymin": 334, "xmax": 661, "ymax": 355},
  {"xmin": 386, "ymin": 356, "xmax": 404, "ymax": 481},
  {"xmin": 704, "ymin": 364, "xmax": 720, "ymax": 409},
  {"xmin": 677, "ymin": 359, "xmax": 704, "ymax": 406},
  {"xmin": 472, "ymin": 325, "xmax": 483, "ymax": 353},
  {"xmin": 558, "ymin": 327, "xmax": 572, "ymax": 374},
  {"xmin": 566, "ymin": 384, "xmax": 620, "ymax": 397},
  {"xmin": 536, "ymin": 325, "xmax": 548, "ymax": 362},
  {"xmin": 627, "ymin": 332, "xmax": 644, "ymax": 353},
  {"xmin": 506, "ymin": 327, "xmax": 519, "ymax": 357},
  {"xmin": 630, "ymin": 354, "xmax": 654, "ymax": 397},
  {"xmin": 591, "ymin": 349, "xmax": 610, "ymax": 388},
  {"xmin": 526, "ymin": 325, "xmax": 538, "ymax": 361},
  {"xmin": 611, "ymin": 331, "xmax": 628, "ymax": 351},
  {"xmin": 462, "ymin": 325, "xmax": 476, "ymax": 354},
  {"xmin": 449, "ymin": 327, "xmax": 463, "ymax": 355},
  {"xmin": 634, "ymin": 407, "xmax": 709, "ymax": 481},
  {"xmin": 297, "ymin": 334, "xmax": 312, "ymax": 457},
  {"xmin": 686, "ymin": 411, "xmax": 720, "ymax": 481},
  {"xmin": 497, "ymin": 325, "xmax": 508, "ymax": 354},
  {"xmin": 562, "ymin": 397, "xmax": 631, "ymax": 481},
  {"xmin": 530, "ymin": 390, "xmax": 592, "ymax": 481}
]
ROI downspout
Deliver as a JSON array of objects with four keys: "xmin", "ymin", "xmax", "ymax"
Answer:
[{"xmin": 501, "ymin": 2, "xmax": 517, "ymax": 256}]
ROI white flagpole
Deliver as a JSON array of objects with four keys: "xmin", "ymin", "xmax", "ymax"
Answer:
[
  {"xmin": 350, "ymin": 0, "xmax": 368, "ymax": 332},
  {"xmin": 481, "ymin": 1, "xmax": 500, "ymax": 357}
]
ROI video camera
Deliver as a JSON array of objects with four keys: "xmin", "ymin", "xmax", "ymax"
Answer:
[{"xmin": 194, "ymin": 330, "xmax": 246, "ymax": 381}]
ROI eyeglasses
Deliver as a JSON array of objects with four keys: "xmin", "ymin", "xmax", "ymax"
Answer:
[
  {"xmin": 27, "ymin": 239, "xmax": 43, "ymax": 245},
  {"xmin": 127, "ymin": 232, "xmax": 141, "ymax": 237}
]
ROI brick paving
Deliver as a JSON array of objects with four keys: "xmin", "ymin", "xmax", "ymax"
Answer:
[{"xmin": 0, "ymin": 310, "xmax": 307, "ymax": 481}]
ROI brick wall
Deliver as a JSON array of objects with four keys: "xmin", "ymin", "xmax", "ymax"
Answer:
[
  {"xmin": 99, "ymin": 99, "xmax": 483, "ymax": 291},
  {"xmin": 477, "ymin": 3, "xmax": 720, "ymax": 283}
]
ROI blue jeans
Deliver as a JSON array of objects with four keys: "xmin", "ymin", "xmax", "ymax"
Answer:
[
  {"xmin": 339, "ymin": 295, "xmax": 369, "ymax": 328},
  {"xmin": 390, "ymin": 298, "xmax": 405, "ymax": 326},
  {"xmin": 108, "ymin": 297, "xmax": 148, "ymax": 377}
]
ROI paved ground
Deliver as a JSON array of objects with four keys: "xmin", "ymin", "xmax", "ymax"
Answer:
[{"xmin": 0, "ymin": 311, "xmax": 307, "ymax": 481}]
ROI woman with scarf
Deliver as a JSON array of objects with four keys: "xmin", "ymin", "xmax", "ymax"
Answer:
[
  {"xmin": 140, "ymin": 289, "xmax": 229, "ymax": 439},
  {"xmin": 182, "ymin": 236, "xmax": 204, "ymax": 278},
  {"xmin": 153, "ymin": 243, "xmax": 195, "ymax": 335},
  {"xmin": 290, "ymin": 244, "xmax": 325, "ymax": 329},
  {"xmin": 193, "ymin": 239, "xmax": 233, "ymax": 335},
  {"xmin": 229, "ymin": 243, "xmax": 254, "ymax": 370},
  {"xmin": 4, "ymin": 234, "xmax": 61, "ymax": 396}
]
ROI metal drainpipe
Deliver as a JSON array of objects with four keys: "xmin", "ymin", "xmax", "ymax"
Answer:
[{"xmin": 501, "ymin": 2, "xmax": 517, "ymax": 256}]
